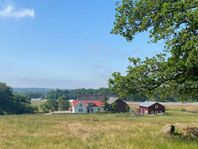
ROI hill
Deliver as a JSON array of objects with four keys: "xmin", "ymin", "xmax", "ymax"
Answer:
[{"xmin": 13, "ymin": 88, "xmax": 53, "ymax": 94}]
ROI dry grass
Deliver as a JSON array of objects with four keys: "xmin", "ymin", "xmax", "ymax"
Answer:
[
  {"xmin": 0, "ymin": 107, "xmax": 198, "ymax": 149},
  {"xmin": 166, "ymin": 104, "xmax": 198, "ymax": 112}
]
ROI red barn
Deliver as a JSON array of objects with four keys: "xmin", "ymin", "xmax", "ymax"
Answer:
[
  {"xmin": 107, "ymin": 98, "xmax": 130, "ymax": 112},
  {"xmin": 139, "ymin": 101, "xmax": 165, "ymax": 115}
]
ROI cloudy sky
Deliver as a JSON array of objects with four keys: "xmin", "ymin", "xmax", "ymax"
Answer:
[{"xmin": 0, "ymin": 0, "xmax": 164, "ymax": 89}]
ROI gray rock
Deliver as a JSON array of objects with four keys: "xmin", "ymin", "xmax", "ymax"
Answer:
[{"xmin": 161, "ymin": 124, "xmax": 175, "ymax": 136}]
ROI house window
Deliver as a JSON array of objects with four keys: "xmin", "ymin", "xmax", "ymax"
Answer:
[
  {"xmin": 155, "ymin": 104, "xmax": 158, "ymax": 109},
  {"xmin": 88, "ymin": 103, "xmax": 94, "ymax": 107},
  {"xmin": 79, "ymin": 109, "xmax": 83, "ymax": 112},
  {"xmin": 79, "ymin": 104, "xmax": 83, "ymax": 107},
  {"xmin": 98, "ymin": 108, "xmax": 100, "ymax": 111}
]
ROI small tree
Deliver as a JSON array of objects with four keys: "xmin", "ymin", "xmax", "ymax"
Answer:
[
  {"xmin": 57, "ymin": 96, "xmax": 71, "ymax": 111},
  {"xmin": 111, "ymin": 102, "xmax": 118, "ymax": 113},
  {"xmin": 40, "ymin": 100, "xmax": 58, "ymax": 113},
  {"xmin": 103, "ymin": 96, "xmax": 111, "ymax": 112}
]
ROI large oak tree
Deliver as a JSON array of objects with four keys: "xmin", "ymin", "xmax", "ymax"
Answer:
[{"xmin": 109, "ymin": 0, "xmax": 198, "ymax": 100}]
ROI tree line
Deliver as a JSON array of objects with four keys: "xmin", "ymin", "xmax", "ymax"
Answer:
[
  {"xmin": 46, "ymin": 88, "xmax": 116, "ymax": 100},
  {"xmin": 13, "ymin": 87, "xmax": 190, "ymax": 102},
  {"xmin": 45, "ymin": 88, "xmax": 184, "ymax": 102}
]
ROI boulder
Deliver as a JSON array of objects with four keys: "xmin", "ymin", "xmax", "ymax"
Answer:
[
  {"xmin": 161, "ymin": 123, "xmax": 198, "ymax": 138},
  {"xmin": 183, "ymin": 127, "xmax": 198, "ymax": 137},
  {"xmin": 161, "ymin": 124, "xmax": 175, "ymax": 136},
  {"xmin": 174, "ymin": 123, "xmax": 198, "ymax": 137}
]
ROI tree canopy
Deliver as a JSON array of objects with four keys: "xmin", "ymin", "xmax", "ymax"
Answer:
[
  {"xmin": 0, "ymin": 83, "xmax": 37, "ymax": 115},
  {"xmin": 40, "ymin": 96, "xmax": 71, "ymax": 113},
  {"xmin": 110, "ymin": 0, "xmax": 198, "ymax": 100}
]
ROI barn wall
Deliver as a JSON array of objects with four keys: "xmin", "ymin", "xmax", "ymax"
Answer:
[
  {"xmin": 139, "ymin": 103, "xmax": 165, "ymax": 114},
  {"xmin": 148, "ymin": 103, "xmax": 165, "ymax": 114},
  {"xmin": 114, "ymin": 99, "xmax": 129, "ymax": 112}
]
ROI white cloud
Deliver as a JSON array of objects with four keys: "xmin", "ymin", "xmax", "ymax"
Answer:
[{"xmin": 0, "ymin": 3, "xmax": 35, "ymax": 19}]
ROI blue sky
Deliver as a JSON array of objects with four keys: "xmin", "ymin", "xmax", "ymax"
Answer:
[{"xmin": 0, "ymin": 0, "xmax": 164, "ymax": 89}]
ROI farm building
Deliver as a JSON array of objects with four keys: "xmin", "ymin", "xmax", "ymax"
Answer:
[
  {"xmin": 70, "ymin": 100, "xmax": 104, "ymax": 113},
  {"xmin": 107, "ymin": 97, "xmax": 130, "ymax": 112},
  {"xmin": 139, "ymin": 101, "xmax": 165, "ymax": 115}
]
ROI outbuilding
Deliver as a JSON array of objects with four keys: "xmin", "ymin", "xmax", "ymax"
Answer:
[
  {"xmin": 107, "ymin": 97, "xmax": 130, "ymax": 112},
  {"xmin": 139, "ymin": 101, "xmax": 165, "ymax": 115}
]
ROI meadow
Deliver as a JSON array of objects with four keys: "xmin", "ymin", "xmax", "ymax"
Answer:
[{"xmin": 0, "ymin": 104, "xmax": 198, "ymax": 149}]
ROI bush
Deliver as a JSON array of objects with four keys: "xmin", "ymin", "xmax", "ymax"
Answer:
[{"xmin": 40, "ymin": 100, "xmax": 58, "ymax": 113}]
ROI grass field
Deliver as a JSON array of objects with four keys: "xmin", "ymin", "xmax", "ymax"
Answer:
[{"xmin": 0, "ymin": 105, "xmax": 198, "ymax": 149}]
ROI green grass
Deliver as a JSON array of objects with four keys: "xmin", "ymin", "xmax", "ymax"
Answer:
[{"xmin": 0, "ymin": 111, "xmax": 198, "ymax": 149}]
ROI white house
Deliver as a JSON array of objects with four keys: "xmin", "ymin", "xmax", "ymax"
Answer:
[{"xmin": 70, "ymin": 100, "xmax": 104, "ymax": 113}]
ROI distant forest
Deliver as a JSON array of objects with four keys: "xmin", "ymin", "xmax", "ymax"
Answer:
[
  {"xmin": 13, "ymin": 88, "xmax": 186, "ymax": 102},
  {"xmin": 13, "ymin": 88, "xmax": 117, "ymax": 100}
]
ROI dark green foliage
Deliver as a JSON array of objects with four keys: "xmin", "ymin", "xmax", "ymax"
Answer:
[
  {"xmin": 41, "ymin": 96, "xmax": 71, "ymax": 113},
  {"xmin": 47, "ymin": 89, "xmax": 70, "ymax": 100},
  {"xmin": 0, "ymin": 83, "xmax": 13, "ymax": 114},
  {"xmin": 110, "ymin": 0, "xmax": 198, "ymax": 100},
  {"xmin": 46, "ymin": 88, "xmax": 116, "ymax": 100},
  {"xmin": 103, "ymin": 96, "xmax": 111, "ymax": 111},
  {"xmin": 11, "ymin": 94, "xmax": 37, "ymax": 114},
  {"xmin": 111, "ymin": 102, "xmax": 118, "ymax": 113},
  {"xmin": 57, "ymin": 96, "xmax": 71, "ymax": 111},
  {"xmin": 40, "ymin": 100, "xmax": 58, "ymax": 113},
  {"xmin": 0, "ymin": 83, "xmax": 37, "ymax": 115}
]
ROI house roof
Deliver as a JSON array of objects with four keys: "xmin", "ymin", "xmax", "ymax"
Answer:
[
  {"xmin": 139, "ymin": 101, "xmax": 158, "ymax": 107},
  {"xmin": 107, "ymin": 97, "xmax": 119, "ymax": 104},
  {"xmin": 71, "ymin": 100, "xmax": 104, "ymax": 107}
]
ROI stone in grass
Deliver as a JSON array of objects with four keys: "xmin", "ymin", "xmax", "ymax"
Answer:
[
  {"xmin": 174, "ymin": 123, "xmax": 198, "ymax": 138},
  {"xmin": 161, "ymin": 124, "xmax": 175, "ymax": 136},
  {"xmin": 182, "ymin": 127, "xmax": 198, "ymax": 138}
]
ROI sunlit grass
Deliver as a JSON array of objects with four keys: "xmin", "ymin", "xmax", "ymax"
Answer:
[
  {"xmin": 166, "ymin": 104, "xmax": 198, "ymax": 112},
  {"xmin": 0, "ymin": 110, "xmax": 198, "ymax": 149}
]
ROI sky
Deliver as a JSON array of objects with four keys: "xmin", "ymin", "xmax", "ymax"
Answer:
[{"xmin": 0, "ymin": 0, "xmax": 165, "ymax": 89}]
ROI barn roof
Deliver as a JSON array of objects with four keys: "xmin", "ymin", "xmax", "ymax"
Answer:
[
  {"xmin": 139, "ymin": 101, "xmax": 157, "ymax": 107},
  {"xmin": 107, "ymin": 97, "xmax": 119, "ymax": 104}
]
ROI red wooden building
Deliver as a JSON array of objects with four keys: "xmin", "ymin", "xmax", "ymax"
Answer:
[
  {"xmin": 107, "ymin": 97, "xmax": 130, "ymax": 112},
  {"xmin": 139, "ymin": 101, "xmax": 165, "ymax": 115}
]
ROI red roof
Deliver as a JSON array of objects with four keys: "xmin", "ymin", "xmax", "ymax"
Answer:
[{"xmin": 71, "ymin": 100, "xmax": 104, "ymax": 107}]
